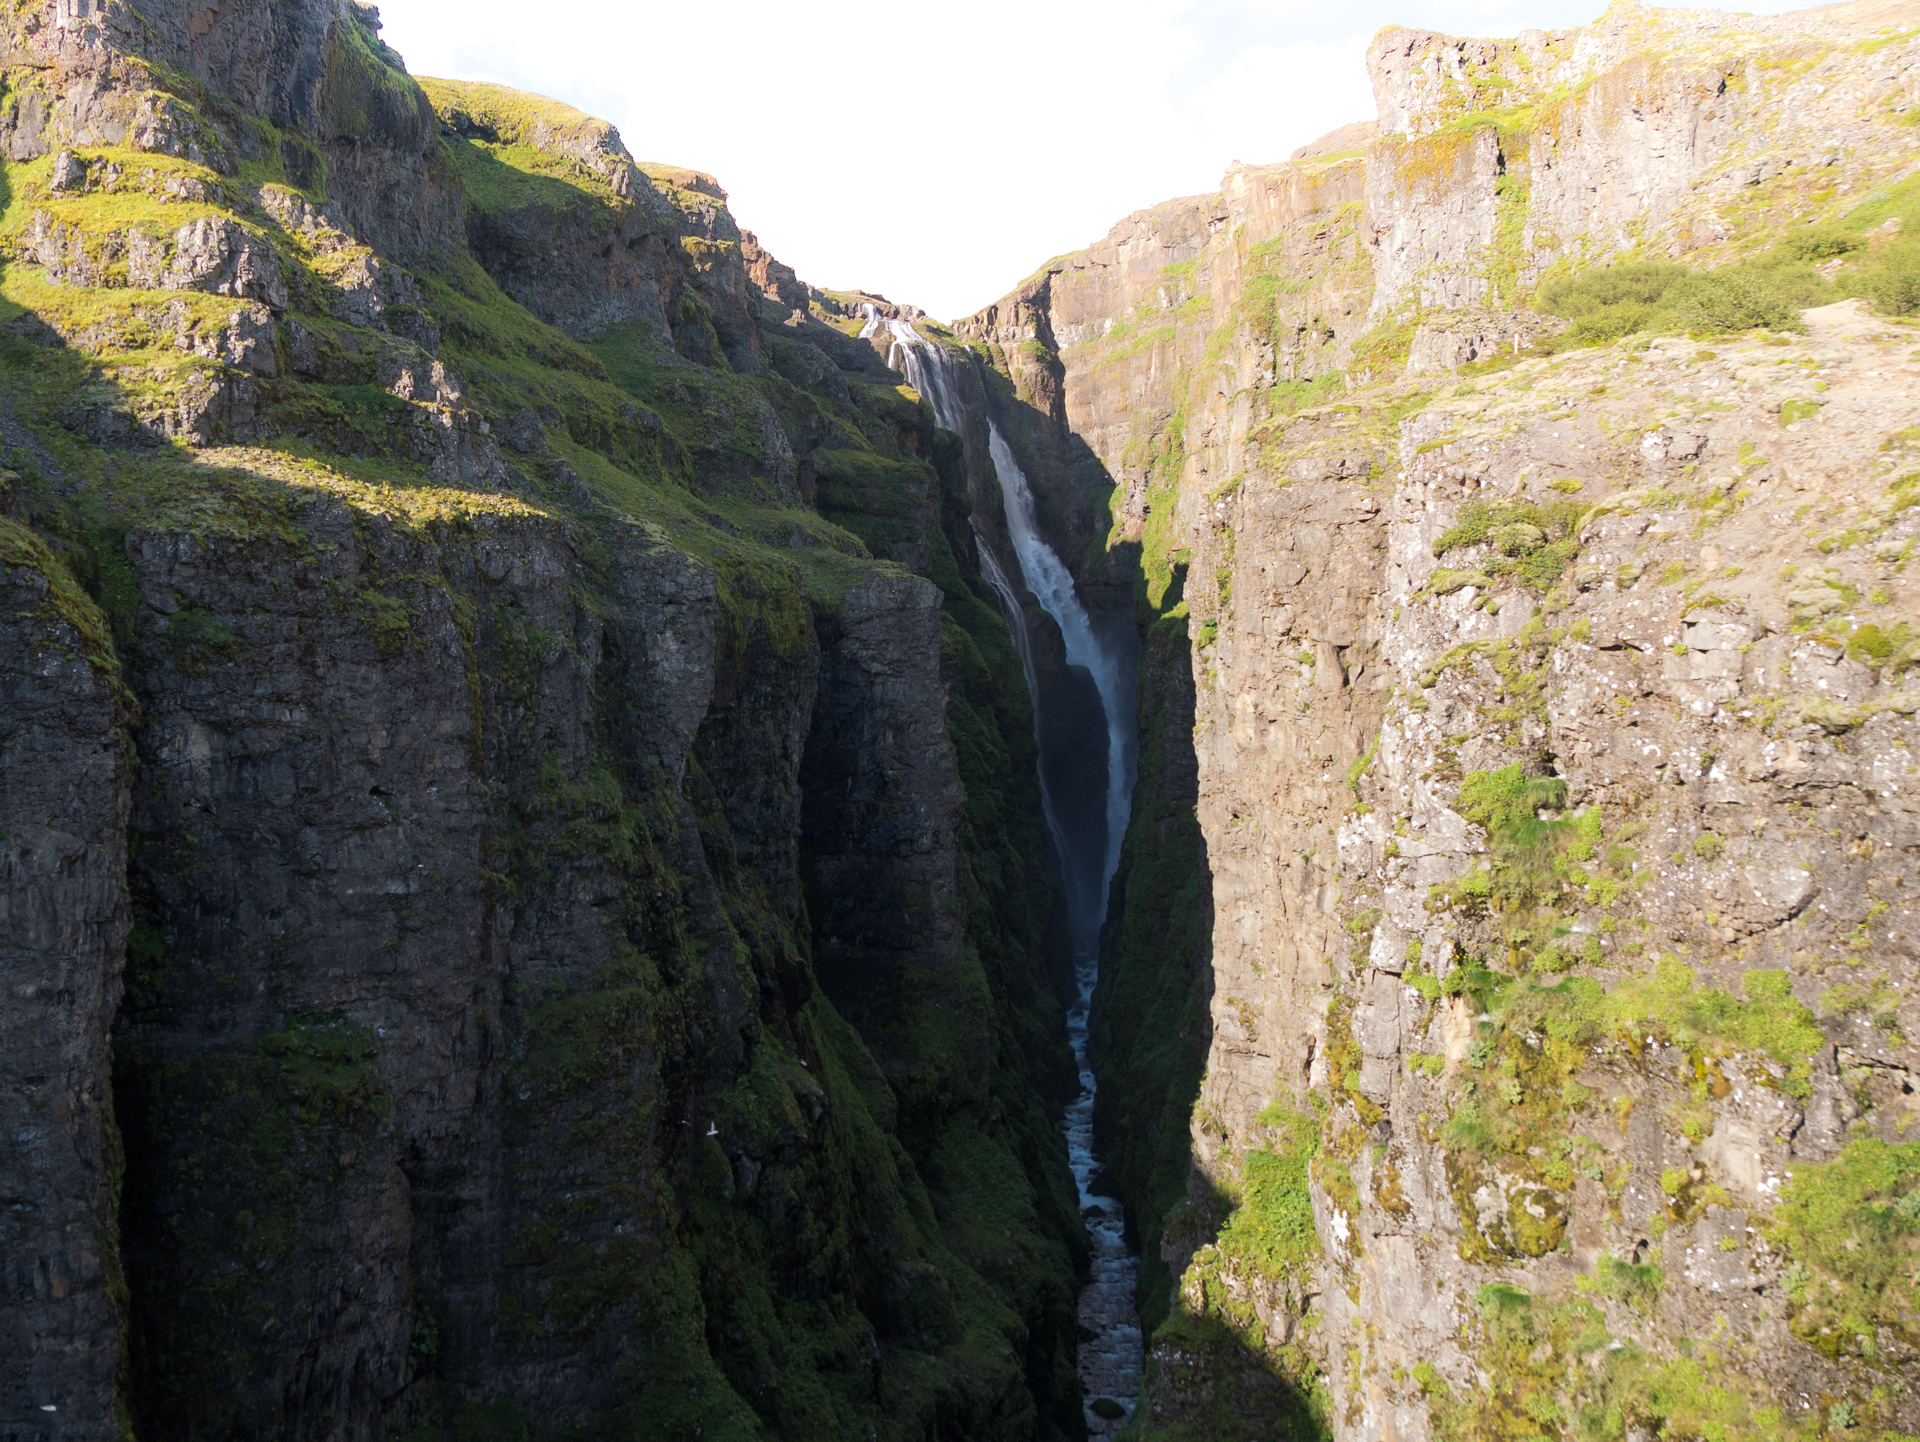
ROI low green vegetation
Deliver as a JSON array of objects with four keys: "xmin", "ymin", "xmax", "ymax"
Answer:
[
  {"xmin": 1535, "ymin": 261, "xmax": 1691, "ymax": 346},
  {"xmin": 1430, "ymin": 1281, "xmax": 1818, "ymax": 1442},
  {"xmin": 1537, "ymin": 176, "xmax": 1920, "ymax": 346},
  {"xmin": 1534, "ymin": 255, "xmax": 1821, "ymax": 348},
  {"xmin": 1769, "ymin": 1140, "xmax": 1920, "ymax": 1360},
  {"xmin": 1215, "ymin": 1106, "xmax": 1324, "ymax": 1278},
  {"xmin": 1502, "ymin": 959, "xmax": 1827, "ymax": 1096},
  {"xmin": 1432, "ymin": 496, "xmax": 1587, "ymax": 593},
  {"xmin": 1137, "ymin": 1109, "xmax": 1332, "ymax": 1441}
]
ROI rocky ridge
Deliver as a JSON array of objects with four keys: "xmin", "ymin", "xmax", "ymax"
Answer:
[
  {"xmin": 6, "ymin": 0, "xmax": 1920, "ymax": 1440},
  {"xmin": 0, "ymin": 4, "xmax": 1086, "ymax": 1440},
  {"xmin": 946, "ymin": 1, "xmax": 1920, "ymax": 1439}
]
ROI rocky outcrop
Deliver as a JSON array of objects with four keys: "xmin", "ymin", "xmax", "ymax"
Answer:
[
  {"xmin": 0, "ymin": 0, "xmax": 458, "ymax": 260},
  {"xmin": 422, "ymin": 79, "xmax": 763, "ymax": 368},
  {"xmin": 0, "ymin": 6, "xmax": 1083, "ymax": 1440},
  {"xmin": 959, "ymin": 2, "xmax": 1920, "ymax": 1440},
  {"xmin": 1364, "ymin": 0, "xmax": 1920, "ymax": 320},
  {"xmin": 0, "ymin": 520, "xmax": 132, "ymax": 1442}
]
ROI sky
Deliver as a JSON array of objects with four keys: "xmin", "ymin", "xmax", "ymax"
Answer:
[{"xmin": 377, "ymin": 0, "xmax": 1813, "ymax": 321}]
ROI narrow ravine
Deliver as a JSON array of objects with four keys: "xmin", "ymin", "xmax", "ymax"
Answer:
[{"xmin": 891, "ymin": 319, "xmax": 1144, "ymax": 1434}]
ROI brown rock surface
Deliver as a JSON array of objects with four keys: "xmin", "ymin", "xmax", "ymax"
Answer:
[{"xmin": 960, "ymin": 3, "xmax": 1920, "ymax": 1437}]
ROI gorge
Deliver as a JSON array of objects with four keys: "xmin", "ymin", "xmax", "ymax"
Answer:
[{"xmin": 3, "ymin": 1, "xmax": 1920, "ymax": 1442}]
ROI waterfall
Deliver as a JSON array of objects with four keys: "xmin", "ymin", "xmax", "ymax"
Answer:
[
  {"xmin": 888, "ymin": 321, "xmax": 1143, "ymax": 1434},
  {"xmin": 974, "ymin": 541, "xmax": 1078, "ymax": 884},
  {"xmin": 890, "ymin": 320, "xmax": 1133, "ymax": 916}
]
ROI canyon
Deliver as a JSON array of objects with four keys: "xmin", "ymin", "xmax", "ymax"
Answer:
[{"xmin": 2, "ymin": 2, "xmax": 1919, "ymax": 1442}]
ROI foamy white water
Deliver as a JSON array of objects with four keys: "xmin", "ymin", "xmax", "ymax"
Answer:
[{"xmin": 889, "ymin": 323, "xmax": 1142, "ymax": 1434}]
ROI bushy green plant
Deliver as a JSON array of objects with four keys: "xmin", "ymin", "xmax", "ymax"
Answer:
[
  {"xmin": 1769, "ymin": 1139, "xmax": 1920, "ymax": 1360},
  {"xmin": 1515, "ymin": 958, "xmax": 1827, "ymax": 1095},
  {"xmin": 1535, "ymin": 254, "xmax": 1833, "ymax": 349},
  {"xmin": 1432, "ymin": 496, "xmax": 1586, "ymax": 591},
  {"xmin": 1536, "ymin": 261, "xmax": 1685, "ymax": 349},
  {"xmin": 1455, "ymin": 762, "xmax": 1569, "ymax": 833},
  {"xmin": 1658, "ymin": 265, "xmax": 1819, "ymax": 334},
  {"xmin": 1852, "ymin": 240, "xmax": 1920, "ymax": 316},
  {"xmin": 1537, "ymin": 261, "xmax": 1688, "ymax": 319},
  {"xmin": 1596, "ymin": 1254, "xmax": 1666, "ymax": 1313},
  {"xmin": 1216, "ymin": 1107, "xmax": 1323, "ymax": 1275},
  {"xmin": 1764, "ymin": 224, "xmax": 1866, "ymax": 265}
]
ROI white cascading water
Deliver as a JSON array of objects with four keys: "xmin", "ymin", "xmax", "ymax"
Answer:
[{"xmin": 888, "ymin": 319, "xmax": 1143, "ymax": 1434}]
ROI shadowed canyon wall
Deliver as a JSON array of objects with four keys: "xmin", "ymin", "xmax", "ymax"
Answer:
[
  {"xmin": 7, "ymin": 2, "xmax": 1920, "ymax": 1442},
  {"xmin": 0, "ymin": 4, "xmax": 1085, "ymax": 1439}
]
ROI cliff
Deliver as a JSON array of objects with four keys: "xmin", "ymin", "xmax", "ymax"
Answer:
[
  {"xmin": 957, "ymin": 1, "xmax": 1920, "ymax": 1439},
  {"xmin": 0, "ymin": 4, "xmax": 1083, "ymax": 1440},
  {"xmin": 7, "ymin": 0, "xmax": 1920, "ymax": 1439}
]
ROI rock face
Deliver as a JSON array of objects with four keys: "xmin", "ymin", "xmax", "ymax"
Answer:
[
  {"xmin": 1365, "ymin": 1, "xmax": 1920, "ymax": 319},
  {"xmin": 0, "ymin": 4, "xmax": 1083, "ymax": 1440},
  {"xmin": 957, "ymin": 2, "xmax": 1920, "ymax": 1439},
  {"xmin": 7, "ymin": 0, "xmax": 1920, "ymax": 1437},
  {"xmin": 0, "ymin": 520, "xmax": 131, "ymax": 1442}
]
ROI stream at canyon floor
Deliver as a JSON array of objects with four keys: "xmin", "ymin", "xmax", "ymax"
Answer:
[
  {"xmin": 889, "ymin": 317, "xmax": 1144, "ymax": 1432},
  {"xmin": 1064, "ymin": 938, "xmax": 1144, "ymax": 1433}
]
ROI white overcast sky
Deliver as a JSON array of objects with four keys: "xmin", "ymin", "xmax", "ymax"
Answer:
[{"xmin": 377, "ymin": 0, "xmax": 1812, "ymax": 321}]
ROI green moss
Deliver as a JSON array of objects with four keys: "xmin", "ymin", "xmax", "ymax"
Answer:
[
  {"xmin": 320, "ymin": 7, "xmax": 429, "ymax": 145},
  {"xmin": 1345, "ymin": 732, "xmax": 1382, "ymax": 799},
  {"xmin": 1432, "ymin": 495, "xmax": 1586, "ymax": 592},
  {"xmin": 1216, "ymin": 1108, "xmax": 1323, "ymax": 1276},
  {"xmin": 1429, "ymin": 1282, "xmax": 1810, "ymax": 1442},
  {"xmin": 1769, "ymin": 1140, "xmax": 1920, "ymax": 1360},
  {"xmin": 0, "ymin": 513, "xmax": 130, "ymax": 707},
  {"xmin": 1455, "ymin": 763, "xmax": 1569, "ymax": 833},
  {"xmin": 1515, "ymin": 958, "xmax": 1827, "ymax": 1096}
]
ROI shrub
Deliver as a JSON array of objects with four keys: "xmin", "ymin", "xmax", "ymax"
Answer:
[
  {"xmin": 1852, "ymin": 240, "xmax": 1920, "ymax": 316},
  {"xmin": 1456, "ymin": 762, "xmax": 1568, "ymax": 833},
  {"xmin": 1536, "ymin": 262, "xmax": 1687, "ymax": 351},
  {"xmin": 1537, "ymin": 261, "xmax": 1688, "ymax": 319},
  {"xmin": 1559, "ymin": 302, "xmax": 1659, "ymax": 348},
  {"xmin": 1596, "ymin": 1254, "xmax": 1666, "ymax": 1312},
  {"xmin": 1769, "ymin": 1139, "xmax": 1920, "ymax": 1360},
  {"xmin": 1536, "ymin": 255, "xmax": 1833, "ymax": 349},
  {"xmin": 1763, "ymin": 224, "xmax": 1865, "ymax": 264},
  {"xmin": 1658, "ymin": 266, "xmax": 1817, "ymax": 334},
  {"xmin": 1432, "ymin": 496, "xmax": 1586, "ymax": 590}
]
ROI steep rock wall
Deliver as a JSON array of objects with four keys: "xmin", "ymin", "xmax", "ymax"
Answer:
[
  {"xmin": 962, "ymin": 3, "xmax": 1920, "ymax": 1440},
  {"xmin": 1366, "ymin": 0, "xmax": 1920, "ymax": 320},
  {"xmin": 0, "ymin": 516, "xmax": 131, "ymax": 1442},
  {"xmin": 0, "ymin": 5, "xmax": 1085, "ymax": 1439}
]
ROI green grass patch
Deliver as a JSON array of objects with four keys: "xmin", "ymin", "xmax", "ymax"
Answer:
[
  {"xmin": 1433, "ymin": 495, "xmax": 1586, "ymax": 592},
  {"xmin": 1769, "ymin": 1140, "xmax": 1920, "ymax": 1361}
]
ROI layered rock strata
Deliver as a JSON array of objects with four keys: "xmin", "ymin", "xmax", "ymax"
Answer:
[
  {"xmin": 0, "ymin": 3, "xmax": 1084, "ymax": 1439},
  {"xmin": 958, "ymin": 2, "xmax": 1920, "ymax": 1439}
]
